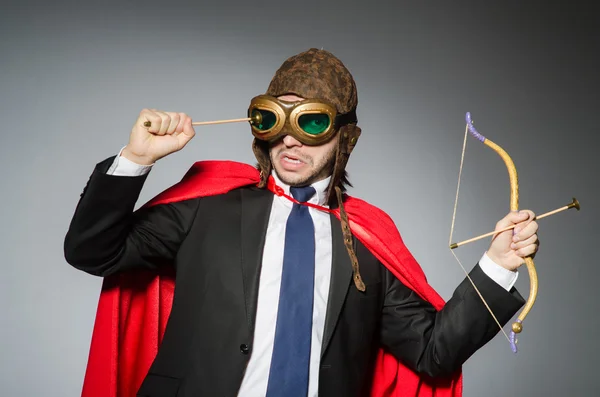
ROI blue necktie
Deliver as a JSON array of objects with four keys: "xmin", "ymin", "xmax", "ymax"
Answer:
[{"xmin": 266, "ymin": 186, "xmax": 316, "ymax": 397}]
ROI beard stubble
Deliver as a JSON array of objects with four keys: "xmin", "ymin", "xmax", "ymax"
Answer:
[{"xmin": 270, "ymin": 144, "xmax": 337, "ymax": 187}]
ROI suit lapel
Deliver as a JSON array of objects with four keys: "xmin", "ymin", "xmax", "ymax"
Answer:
[
  {"xmin": 321, "ymin": 213, "xmax": 352, "ymax": 357},
  {"xmin": 240, "ymin": 188, "xmax": 274, "ymax": 336}
]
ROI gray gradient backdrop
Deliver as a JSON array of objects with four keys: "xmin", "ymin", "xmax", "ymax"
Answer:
[{"xmin": 1, "ymin": 1, "xmax": 598, "ymax": 396}]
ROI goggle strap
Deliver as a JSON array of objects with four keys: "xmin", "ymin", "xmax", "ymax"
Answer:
[{"xmin": 333, "ymin": 109, "xmax": 358, "ymax": 129}]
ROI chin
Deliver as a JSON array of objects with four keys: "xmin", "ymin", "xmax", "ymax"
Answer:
[{"xmin": 274, "ymin": 167, "xmax": 312, "ymax": 187}]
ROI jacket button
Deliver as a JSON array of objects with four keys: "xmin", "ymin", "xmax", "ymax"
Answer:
[{"xmin": 240, "ymin": 344, "xmax": 250, "ymax": 355}]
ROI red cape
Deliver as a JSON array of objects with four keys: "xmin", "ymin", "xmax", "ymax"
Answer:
[{"xmin": 81, "ymin": 160, "xmax": 462, "ymax": 397}]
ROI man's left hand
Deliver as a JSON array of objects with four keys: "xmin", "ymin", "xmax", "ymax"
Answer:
[{"xmin": 487, "ymin": 210, "xmax": 539, "ymax": 271}]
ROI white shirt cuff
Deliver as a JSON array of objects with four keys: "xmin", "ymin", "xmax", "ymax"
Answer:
[
  {"xmin": 106, "ymin": 147, "xmax": 153, "ymax": 176},
  {"xmin": 479, "ymin": 252, "xmax": 518, "ymax": 291}
]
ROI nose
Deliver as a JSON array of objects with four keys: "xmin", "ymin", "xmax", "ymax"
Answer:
[{"xmin": 282, "ymin": 134, "xmax": 303, "ymax": 147}]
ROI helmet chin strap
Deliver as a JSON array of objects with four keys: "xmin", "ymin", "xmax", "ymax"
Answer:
[
  {"xmin": 335, "ymin": 184, "xmax": 366, "ymax": 292},
  {"xmin": 325, "ymin": 123, "xmax": 366, "ymax": 292}
]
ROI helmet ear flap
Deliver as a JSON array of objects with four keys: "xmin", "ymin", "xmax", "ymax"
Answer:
[
  {"xmin": 341, "ymin": 123, "xmax": 361, "ymax": 156},
  {"xmin": 252, "ymin": 138, "xmax": 272, "ymax": 188},
  {"xmin": 326, "ymin": 124, "xmax": 361, "ymax": 207}
]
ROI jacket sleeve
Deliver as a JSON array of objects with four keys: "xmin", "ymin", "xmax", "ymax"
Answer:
[
  {"xmin": 380, "ymin": 264, "xmax": 525, "ymax": 378},
  {"xmin": 64, "ymin": 156, "xmax": 200, "ymax": 277}
]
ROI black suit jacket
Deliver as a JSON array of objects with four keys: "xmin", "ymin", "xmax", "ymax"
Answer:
[{"xmin": 64, "ymin": 157, "xmax": 525, "ymax": 397}]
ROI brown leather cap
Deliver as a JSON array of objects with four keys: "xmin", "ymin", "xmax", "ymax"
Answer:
[{"xmin": 265, "ymin": 48, "xmax": 358, "ymax": 114}]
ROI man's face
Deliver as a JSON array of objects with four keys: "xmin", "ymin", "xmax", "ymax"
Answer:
[{"xmin": 269, "ymin": 94, "xmax": 339, "ymax": 187}]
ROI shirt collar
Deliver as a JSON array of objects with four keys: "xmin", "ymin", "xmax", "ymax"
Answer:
[{"xmin": 271, "ymin": 170, "xmax": 331, "ymax": 207}]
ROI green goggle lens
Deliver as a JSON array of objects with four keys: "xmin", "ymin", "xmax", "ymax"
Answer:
[
  {"xmin": 252, "ymin": 109, "xmax": 277, "ymax": 131},
  {"xmin": 298, "ymin": 113, "xmax": 331, "ymax": 135}
]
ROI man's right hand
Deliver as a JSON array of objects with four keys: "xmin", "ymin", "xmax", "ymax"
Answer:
[{"xmin": 121, "ymin": 109, "xmax": 196, "ymax": 165}]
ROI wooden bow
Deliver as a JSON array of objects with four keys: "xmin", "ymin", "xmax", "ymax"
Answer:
[{"xmin": 449, "ymin": 112, "xmax": 538, "ymax": 353}]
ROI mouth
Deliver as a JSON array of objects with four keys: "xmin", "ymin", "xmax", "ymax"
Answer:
[{"xmin": 279, "ymin": 152, "xmax": 306, "ymax": 171}]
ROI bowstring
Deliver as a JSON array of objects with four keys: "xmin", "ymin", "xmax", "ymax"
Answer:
[{"xmin": 449, "ymin": 124, "xmax": 511, "ymax": 345}]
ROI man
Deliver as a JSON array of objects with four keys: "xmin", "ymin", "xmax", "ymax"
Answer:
[{"xmin": 64, "ymin": 49, "xmax": 538, "ymax": 397}]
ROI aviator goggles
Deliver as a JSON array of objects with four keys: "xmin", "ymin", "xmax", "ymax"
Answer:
[{"xmin": 248, "ymin": 95, "xmax": 357, "ymax": 145}]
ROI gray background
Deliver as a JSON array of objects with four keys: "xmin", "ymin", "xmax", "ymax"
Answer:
[{"xmin": 1, "ymin": 1, "xmax": 598, "ymax": 396}]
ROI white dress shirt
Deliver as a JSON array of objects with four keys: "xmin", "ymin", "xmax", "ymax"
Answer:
[
  {"xmin": 237, "ymin": 171, "xmax": 332, "ymax": 396},
  {"xmin": 106, "ymin": 151, "xmax": 518, "ymax": 396}
]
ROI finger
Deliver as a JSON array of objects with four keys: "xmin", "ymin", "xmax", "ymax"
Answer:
[
  {"xmin": 165, "ymin": 112, "xmax": 180, "ymax": 135},
  {"xmin": 495, "ymin": 210, "xmax": 530, "ymax": 230},
  {"xmin": 514, "ymin": 220, "xmax": 539, "ymax": 241},
  {"xmin": 515, "ymin": 241, "xmax": 538, "ymax": 258},
  {"xmin": 140, "ymin": 109, "xmax": 162, "ymax": 134},
  {"xmin": 516, "ymin": 210, "xmax": 536, "ymax": 230},
  {"xmin": 511, "ymin": 233, "xmax": 538, "ymax": 251},
  {"xmin": 154, "ymin": 110, "xmax": 171, "ymax": 135},
  {"xmin": 177, "ymin": 116, "xmax": 196, "ymax": 147},
  {"xmin": 174, "ymin": 112, "xmax": 188, "ymax": 135},
  {"xmin": 519, "ymin": 209, "xmax": 535, "ymax": 220}
]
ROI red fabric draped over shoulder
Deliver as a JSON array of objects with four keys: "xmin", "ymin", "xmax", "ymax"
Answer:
[{"xmin": 81, "ymin": 161, "xmax": 461, "ymax": 397}]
